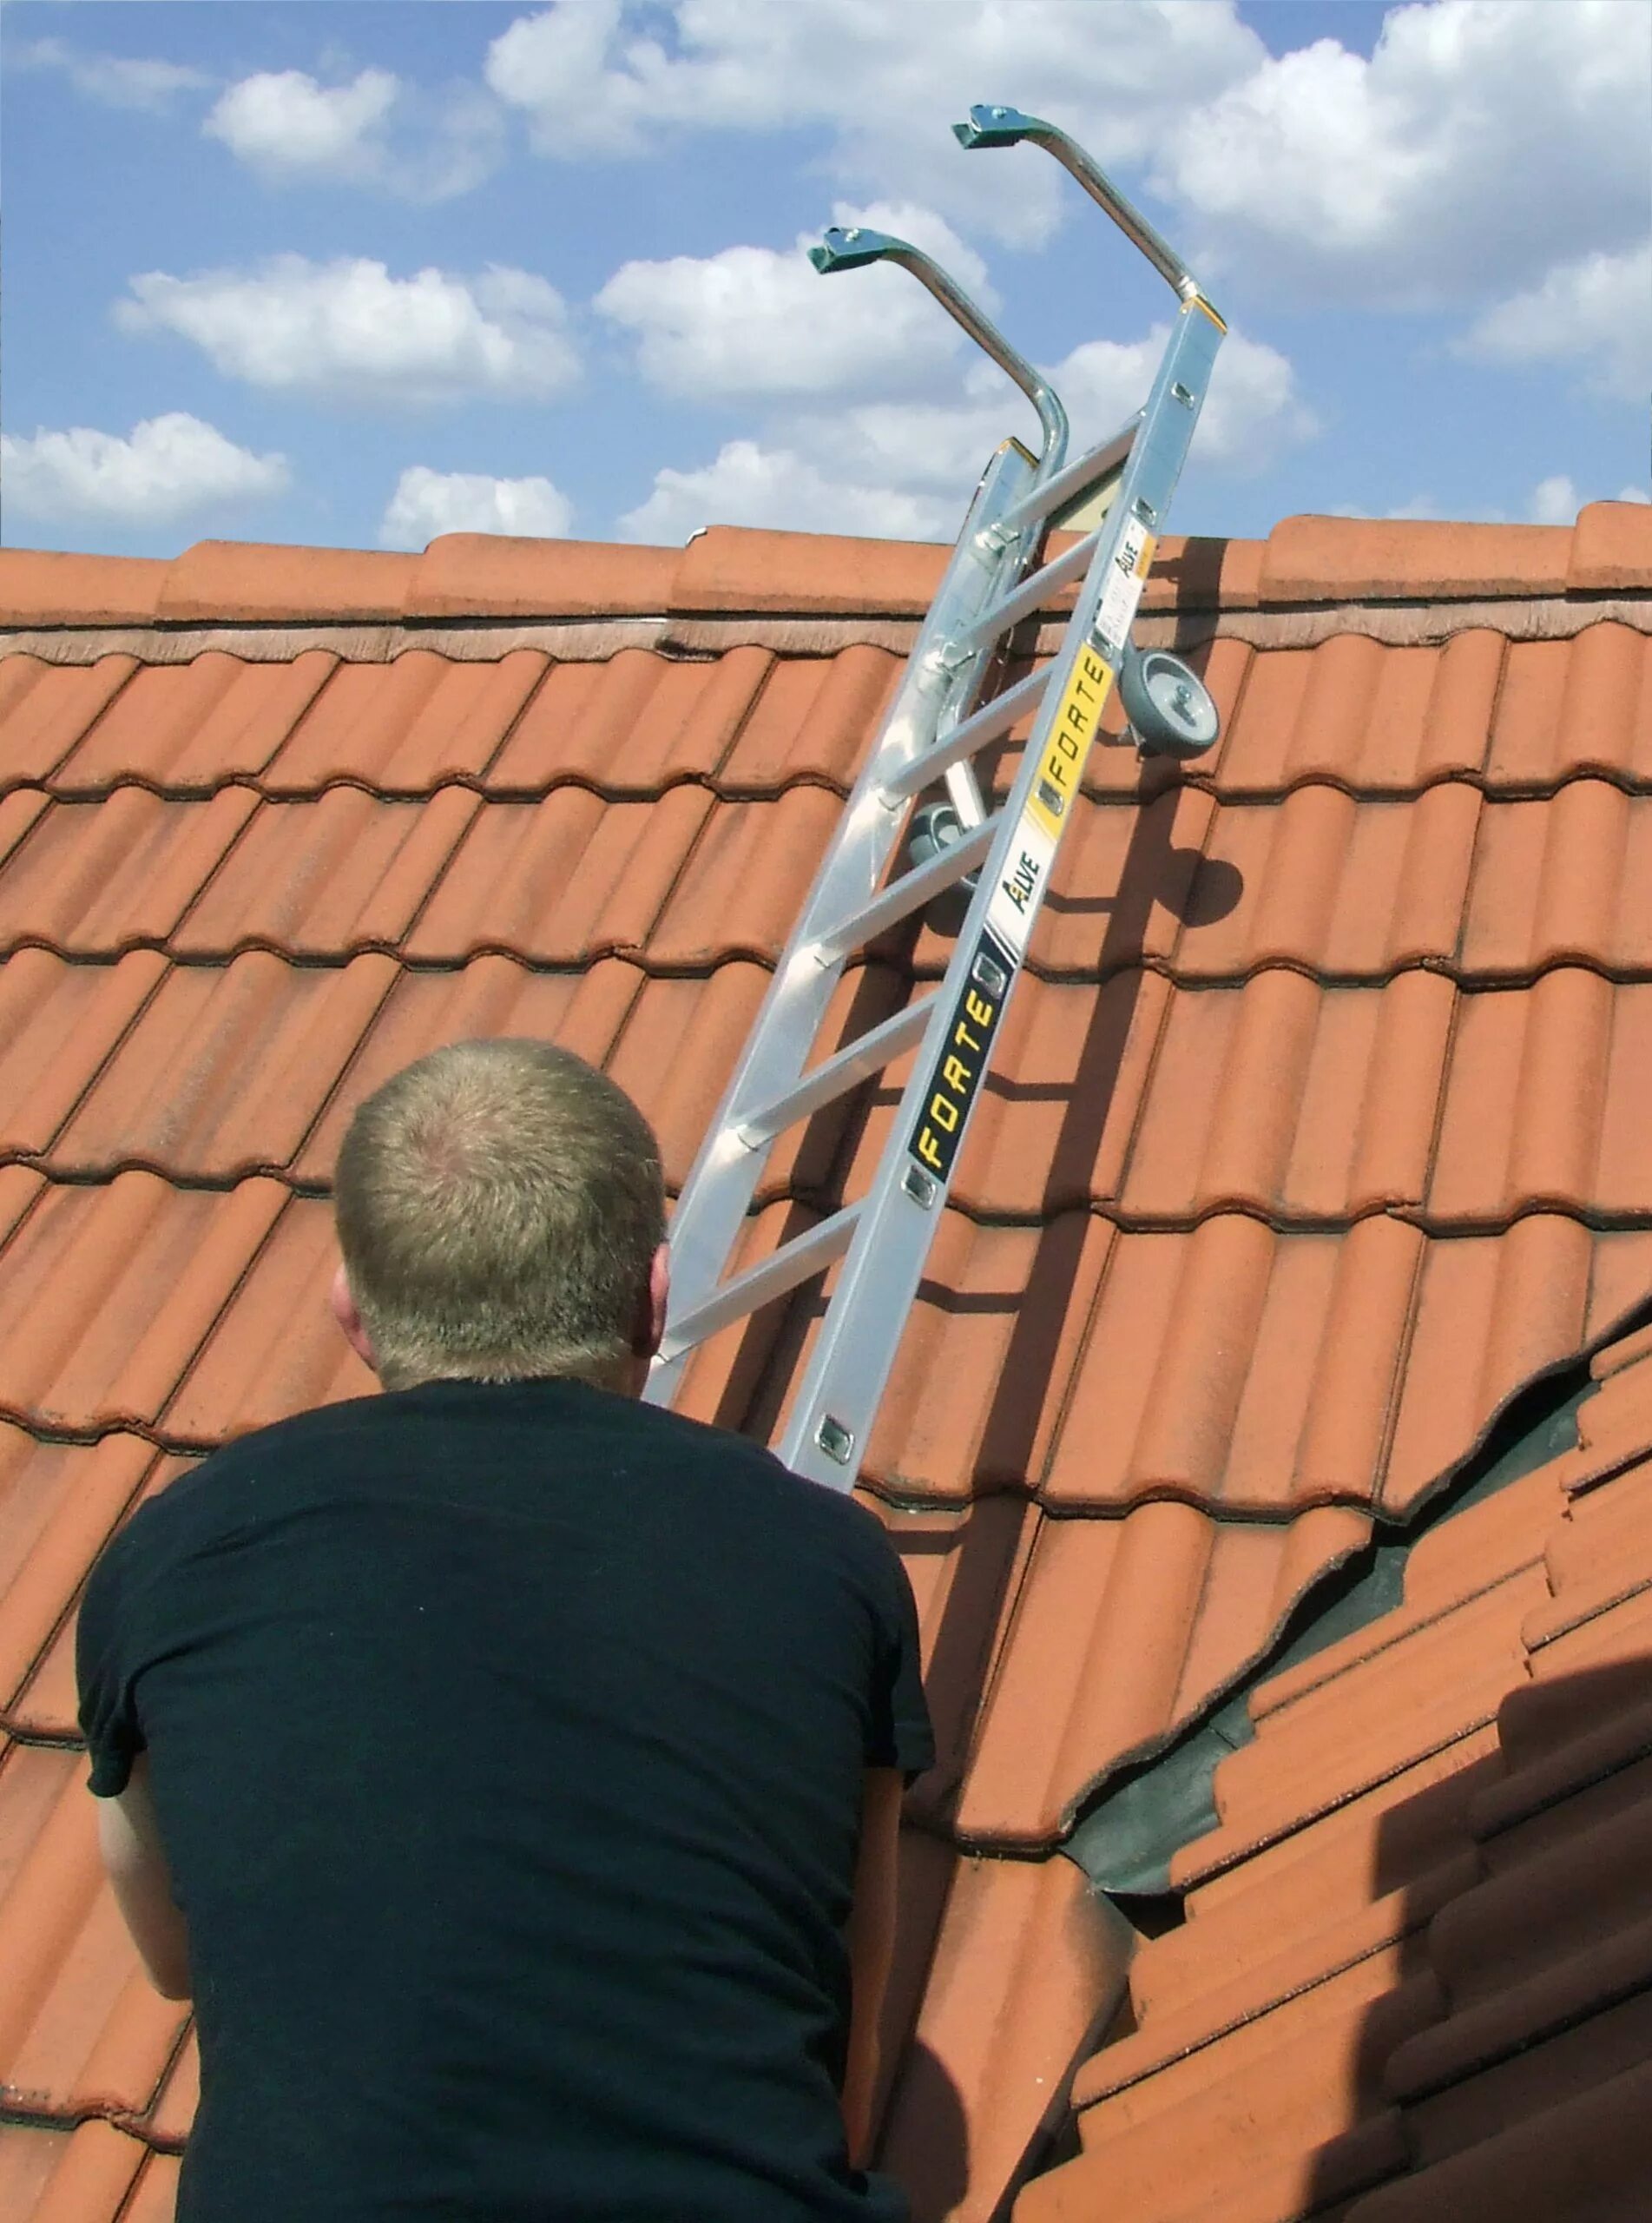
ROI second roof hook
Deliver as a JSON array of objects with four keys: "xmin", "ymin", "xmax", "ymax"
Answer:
[{"xmin": 810, "ymin": 225, "xmax": 1070, "ymax": 482}]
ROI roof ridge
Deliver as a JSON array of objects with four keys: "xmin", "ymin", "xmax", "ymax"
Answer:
[{"xmin": 2, "ymin": 505, "xmax": 1646, "ymax": 631}]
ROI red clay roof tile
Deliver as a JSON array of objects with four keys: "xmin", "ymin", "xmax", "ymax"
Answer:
[
  {"xmin": 3, "ymin": 509, "xmax": 1651, "ymax": 2223},
  {"xmin": 0, "ymin": 786, "xmax": 261, "ymax": 954},
  {"xmin": 1029, "ymin": 1323, "xmax": 1652, "ymax": 2222},
  {"xmin": 0, "ymin": 948, "xmax": 168, "ymax": 1160},
  {"xmin": 168, "ymin": 786, "xmax": 480, "ymax": 960},
  {"xmin": 46, "ymin": 650, "xmax": 338, "ymax": 795},
  {"xmin": 407, "ymin": 531, "xmax": 679, "ymax": 618},
  {"xmin": 672, "ymin": 524, "xmax": 949, "ymax": 616},
  {"xmin": 0, "ymin": 1742, "xmax": 190, "ymax": 2118},
  {"xmin": 1260, "ymin": 517, "xmax": 1573, "ymax": 604},
  {"xmin": 486, "ymin": 646, "xmax": 740, "ymax": 795},
  {"xmin": 0, "ymin": 657, "xmax": 142, "ymax": 789},
  {"xmin": 0, "ymin": 551, "xmax": 165, "ymax": 628},
  {"xmin": 0, "ymin": 1430, "xmax": 184, "ymax": 1733},
  {"xmin": 1570, "ymin": 498, "xmax": 1652, "ymax": 594},
  {"xmin": 43, "ymin": 953, "xmax": 398, "ymax": 1182},
  {"xmin": 0, "ymin": 2115, "xmax": 162, "ymax": 2223},
  {"xmin": 256, "ymin": 648, "xmax": 544, "ymax": 795},
  {"xmin": 156, "ymin": 539, "xmax": 415, "ymax": 623},
  {"xmin": 398, "ymin": 785, "xmax": 710, "ymax": 965}
]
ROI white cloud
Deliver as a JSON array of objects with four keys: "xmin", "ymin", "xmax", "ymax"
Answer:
[
  {"xmin": 1462, "ymin": 242, "xmax": 1652, "ymax": 403},
  {"xmin": 485, "ymin": 0, "xmax": 1647, "ymax": 308},
  {"xmin": 202, "ymin": 67, "xmax": 505, "ymax": 202},
  {"xmin": 1528, "ymin": 478, "xmax": 1652, "ymax": 521},
  {"xmin": 595, "ymin": 202, "xmax": 991, "ymax": 401},
  {"xmin": 1154, "ymin": 0, "xmax": 1651, "ymax": 307},
  {"xmin": 0, "ymin": 413, "xmax": 288, "ymax": 524},
  {"xmin": 1063, "ymin": 327, "xmax": 1318, "ymax": 475},
  {"xmin": 113, "ymin": 255, "xmax": 580, "ymax": 406},
  {"xmin": 1530, "ymin": 475, "xmax": 1579, "ymax": 527},
  {"xmin": 204, "ymin": 67, "xmax": 397, "ymax": 175},
  {"xmin": 619, "ymin": 440, "xmax": 954, "ymax": 542},
  {"xmin": 1331, "ymin": 479, "xmax": 1650, "ymax": 525},
  {"xmin": 622, "ymin": 320, "xmax": 1315, "ymax": 541},
  {"xmin": 485, "ymin": 0, "xmax": 1264, "ymax": 247},
  {"xmin": 14, "ymin": 36, "xmax": 212, "ymax": 110},
  {"xmin": 779, "ymin": 324, "xmax": 1315, "ymax": 509},
  {"xmin": 379, "ymin": 466, "xmax": 575, "ymax": 548}
]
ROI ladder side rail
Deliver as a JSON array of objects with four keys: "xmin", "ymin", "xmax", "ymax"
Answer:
[
  {"xmin": 774, "ymin": 300, "xmax": 1226, "ymax": 1486},
  {"xmin": 648, "ymin": 439, "xmax": 1043, "ymax": 1403}
]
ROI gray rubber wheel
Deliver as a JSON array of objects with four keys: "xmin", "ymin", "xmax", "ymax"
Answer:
[
  {"xmin": 1120, "ymin": 648, "xmax": 1221, "ymax": 759},
  {"xmin": 906, "ymin": 801, "xmax": 977, "ymax": 936},
  {"xmin": 907, "ymin": 801, "xmax": 964, "ymax": 870}
]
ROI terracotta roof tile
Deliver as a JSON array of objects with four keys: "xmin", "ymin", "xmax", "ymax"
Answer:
[
  {"xmin": 255, "ymin": 647, "xmax": 544, "ymax": 795},
  {"xmin": 399, "ymin": 785, "xmax": 712, "ymax": 965},
  {"xmin": 1260, "ymin": 517, "xmax": 1572, "ymax": 604},
  {"xmin": 0, "ymin": 1742, "xmax": 190, "ymax": 2120},
  {"xmin": 41, "ymin": 953, "xmax": 400, "ymax": 1182},
  {"xmin": 0, "ymin": 551, "xmax": 165, "ymax": 628},
  {"xmin": 672, "ymin": 525, "xmax": 949, "ymax": 616},
  {"xmin": 0, "ymin": 2119, "xmax": 162, "ymax": 2223},
  {"xmin": 0, "ymin": 787, "xmax": 262, "ymax": 955},
  {"xmin": 0, "ymin": 1175, "xmax": 292, "ymax": 1435},
  {"xmin": 1026, "ymin": 1321, "xmax": 1652, "ymax": 2222},
  {"xmin": 156, "ymin": 540, "xmax": 414, "ymax": 623},
  {"xmin": 716, "ymin": 644, "xmax": 900, "ymax": 790},
  {"xmin": 0, "ymin": 657, "xmax": 141, "ymax": 789},
  {"xmin": 1570, "ymin": 499, "xmax": 1652, "ymax": 594},
  {"xmin": 2, "ymin": 508, "xmax": 1650, "ymax": 2223},
  {"xmin": 0, "ymin": 1430, "xmax": 188, "ymax": 1733},
  {"xmin": 0, "ymin": 949, "xmax": 169, "ymax": 1159},
  {"xmin": 170, "ymin": 786, "xmax": 478, "ymax": 960},
  {"xmin": 407, "ymin": 531, "xmax": 679, "ymax": 618},
  {"xmin": 951, "ymin": 1501, "xmax": 1371, "ymax": 1844},
  {"xmin": 879, "ymin": 1848, "xmax": 1131, "ymax": 2222},
  {"xmin": 487, "ymin": 647, "xmax": 750, "ymax": 795},
  {"xmin": 47, "ymin": 650, "xmax": 339, "ymax": 795}
]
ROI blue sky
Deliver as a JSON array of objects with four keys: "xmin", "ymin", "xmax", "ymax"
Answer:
[{"xmin": 3, "ymin": 0, "xmax": 1648, "ymax": 559}]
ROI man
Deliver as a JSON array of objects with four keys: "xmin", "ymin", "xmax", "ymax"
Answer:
[{"xmin": 76, "ymin": 1038, "xmax": 935, "ymax": 2220}]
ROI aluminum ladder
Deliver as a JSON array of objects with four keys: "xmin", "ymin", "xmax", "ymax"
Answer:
[{"xmin": 644, "ymin": 107, "xmax": 1227, "ymax": 1488}]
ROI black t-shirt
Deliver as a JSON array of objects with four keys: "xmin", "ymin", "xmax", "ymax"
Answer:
[{"xmin": 76, "ymin": 1377, "xmax": 935, "ymax": 2223}]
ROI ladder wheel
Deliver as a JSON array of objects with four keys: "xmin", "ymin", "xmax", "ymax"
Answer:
[
  {"xmin": 1121, "ymin": 648, "xmax": 1220, "ymax": 759},
  {"xmin": 907, "ymin": 801, "xmax": 964, "ymax": 870},
  {"xmin": 906, "ymin": 801, "xmax": 977, "ymax": 934}
]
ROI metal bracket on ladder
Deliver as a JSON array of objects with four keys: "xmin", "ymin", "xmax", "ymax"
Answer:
[{"xmin": 645, "ymin": 109, "xmax": 1227, "ymax": 1489}]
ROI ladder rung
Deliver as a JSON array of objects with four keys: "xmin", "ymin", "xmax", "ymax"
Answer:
[
  {"xmin": 736, "ymin": 992, "xmax": 938, "ymax": 1148},
  {"xmin": 810, "ymin": 811, "xmax": 999, "ymax": 968},
  {"xmin": 954, "ymin": 527, "xmax": 1099, "ymax": 654},
  {"xmin": 999, "ymin": 417, "xmax": 1139, "ymax": 534},
  {"xmin": 879, "ymin": 665, "xmax": 1049, "ymax": 807},
  {"xmin": 656, "ymin": 1203, "xmax": 861, "ymax": 1360}
]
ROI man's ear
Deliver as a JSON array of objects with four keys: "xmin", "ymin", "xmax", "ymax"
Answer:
[
  {"xmin": 329, "ymin": 1261, "xmax": 378, "ymax": 1373},
  {"xmin": 635, "ymin": 1241, "xmax": 670, "ymax": 1361}
]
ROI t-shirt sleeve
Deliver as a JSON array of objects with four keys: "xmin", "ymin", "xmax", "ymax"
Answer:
[
  {"xmin": 860, "ymin": 1527, "xmax": 936, "ymax": 1788},
  {"xmin": 75, "ymin": 1529, "xmax": 148, "ymax": 1798}
]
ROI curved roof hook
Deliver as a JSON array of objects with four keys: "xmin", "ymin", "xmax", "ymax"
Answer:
[
  {"xmin": 810, "ymin": 226, "xmax": 1070, "ymax": 483},
  {"xmin": 954, "ymin": 103, "xmax": 1222, "ymax": 327}
]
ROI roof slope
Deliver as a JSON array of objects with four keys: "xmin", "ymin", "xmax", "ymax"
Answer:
[
  {"xmin": 0, "ymin": 502, "xmax": 1648, "ymax": 2223},
  {"xmin": 1022, "ymin": 1316, "xmax": 1652, "ymax": 2222}
]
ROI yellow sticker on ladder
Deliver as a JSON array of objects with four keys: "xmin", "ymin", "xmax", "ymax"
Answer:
[{"xmin": 1024, "ymin": 643, "xmax": 1115, "ymax": 843}]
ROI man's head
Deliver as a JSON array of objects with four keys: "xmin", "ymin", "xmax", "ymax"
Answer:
[{"xmin": 329, "ymin": 1038, "xmax": 668, "ymax": 1396}]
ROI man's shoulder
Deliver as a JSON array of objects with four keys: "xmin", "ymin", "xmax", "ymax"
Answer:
[
  {"xmin": 101, "ymin": 1395, "xmax": 385, "ymax": 1560},
  {"xmin": 627, "ymin": 1401, "xmax": 899, "ymax": 1559}
]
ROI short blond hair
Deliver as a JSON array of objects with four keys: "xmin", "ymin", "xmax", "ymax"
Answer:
[{"xmin": 333, "ymin": 1038, "xmax": 665, "ymax": 1391}]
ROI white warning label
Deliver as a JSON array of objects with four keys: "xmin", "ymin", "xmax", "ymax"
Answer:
[{"xmin": 1093, "ymin": 518, "xmax": 1155, "ymax": 663}]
